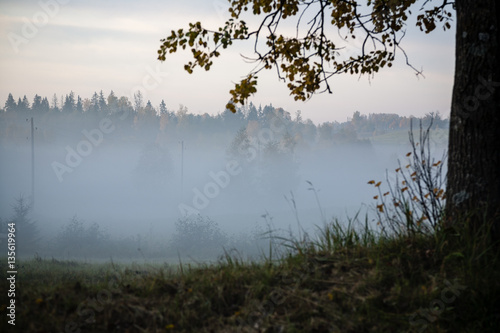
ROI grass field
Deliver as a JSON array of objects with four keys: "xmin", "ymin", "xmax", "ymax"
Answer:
[{"xmin": 1, "ymin": 214, "xmax": 499, "ymax": 333}]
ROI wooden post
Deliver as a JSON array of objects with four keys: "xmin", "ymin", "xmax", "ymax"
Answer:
[{"xmin": 31, "ymin": 117, "xmax": 35, "ymax": 210}]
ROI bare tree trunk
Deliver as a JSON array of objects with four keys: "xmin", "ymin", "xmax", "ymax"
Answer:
[{"xmin": 446, "ymin": 0, "xmax": 500, "ymax": 238}]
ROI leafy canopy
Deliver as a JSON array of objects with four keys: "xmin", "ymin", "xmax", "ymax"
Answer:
[{"xmin": 157, "ymin": 0, "xmax": 454, "ymax": 112}]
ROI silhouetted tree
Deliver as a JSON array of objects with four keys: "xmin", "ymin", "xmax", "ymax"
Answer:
[
  {"xmin": 18, "ymin": 96, "xmax": 30, "ymax": 113},
  {"xmin": 107, "ymin": 90, "xmax": 118, "ymax": 111},
  {"xmin": 4, "ymin": 93, "xmax": 16, "ymax": 112},
  {"xmin": 98, "ymin": 90, "xmax": 108, "ymax": 114},
  {"xmin": 75, "ymin": 95, "xmax": 84, "ymax": 113},
  {"xmin": 247, "ymin": 102, "xmax": 259, "ymax": 121},
  {"xmin": 133, "ymin": 90, "xmax": 144, "ymax": 113},
  {"xmin": 51, "ymin": 93, "xmax": 59, "ymax": 112},
  {"xmin": 62, "ymin": 91, "xmax": 76, "ymax": 113},
  {"xmin": 32, "ymin": 94, "xmax": 42, "ymax": 111},
  {"xmin": 159, "ymin": 99, "xmax": 168, "ymax": 115},
  {"xmin": 40, "ymin": 97, "xmax": 50, "ymax": 113},
  {"xmin": 227, "ymin": 127, "xmax": 252, "ymax": 163},
  {"xmin": 89, "ymin": 92, "xmax": 100, "ymax": 114},
  {"xmin": 10, "ymin": 195, "xmax": 39, "ymax": 255}
]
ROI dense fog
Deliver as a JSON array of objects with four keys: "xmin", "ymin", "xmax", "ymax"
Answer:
[{"xmin": 0, "ymin": 97, "xmax": 448, "ymax": 262}]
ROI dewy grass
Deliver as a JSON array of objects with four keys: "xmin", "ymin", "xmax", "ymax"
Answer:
[{"xmin": 1, "ymin": 213, "xmax": 499, "ymax": 332}]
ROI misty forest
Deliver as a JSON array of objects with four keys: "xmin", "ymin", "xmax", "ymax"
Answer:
[
  {"xmin": 0, "ymin": 91, "xmax": 449, "ymax": 260},
  {"xmin": 2, "ymin": 0, "xmax": 500, "ymax": 331}
]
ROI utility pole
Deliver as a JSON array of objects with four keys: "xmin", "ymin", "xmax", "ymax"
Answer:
[
  {"xmin": 180, "ymin": 140, "xmax": 184, "ymax": 196},
  {"xmin": 30, "ymin": 117, "xmax": 35, "ymax": 211}
]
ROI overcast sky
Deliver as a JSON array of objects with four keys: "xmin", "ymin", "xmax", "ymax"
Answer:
[{"xmin": 0, "ymin": 0, "xmax": 455, "ymax": 123}]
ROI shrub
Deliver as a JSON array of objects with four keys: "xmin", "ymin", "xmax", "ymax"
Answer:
[
  {"xmin": 52, "ymin": 216, "xmax": 109, "ymax": 258},
  {"xmin": 369, "ymin": 119, "xmax": 447, "ymax": 237},
  {"xmin": 170, "ymin": 215, "xmax": 228, "ymax": 259},
  {"xmin": 8, "ymin": 195, "xmax": 40, "ymax": 255}
]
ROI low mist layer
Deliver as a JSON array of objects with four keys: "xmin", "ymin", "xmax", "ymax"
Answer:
[{"xmin": 0, "ymin": 93, "xmax": 449, "ymax": 261}]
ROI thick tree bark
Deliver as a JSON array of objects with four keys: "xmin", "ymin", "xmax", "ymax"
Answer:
[{"xmin": 446, "ymin": 0, "xmax": 500, "ymax": 238}]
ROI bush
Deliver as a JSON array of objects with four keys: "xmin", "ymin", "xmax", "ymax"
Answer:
[
  {"xmin": 51, "ymin": 216, "xmax": 109, "ymax": 258},
  {"xmin": 170, "ymin": 215, "xmax": 228, "ymax": 259},
  {"xmin": 369, "ymin": 119, "xmax": 447, "ymax": 237}
]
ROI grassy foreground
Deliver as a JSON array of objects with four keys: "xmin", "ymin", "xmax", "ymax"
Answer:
[{"xmin": 1, "ymin": 218, "xmax": 499, "ymax": 333}]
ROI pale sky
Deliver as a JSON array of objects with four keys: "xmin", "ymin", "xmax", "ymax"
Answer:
[{"xmin": 0, "ymin": 0, "xmax": 455, "ymax": 123}]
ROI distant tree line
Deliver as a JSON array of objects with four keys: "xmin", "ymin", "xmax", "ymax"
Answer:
[{"xmin": 0, "ymin": 91, "xmax": 449, "ymax": 148}]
